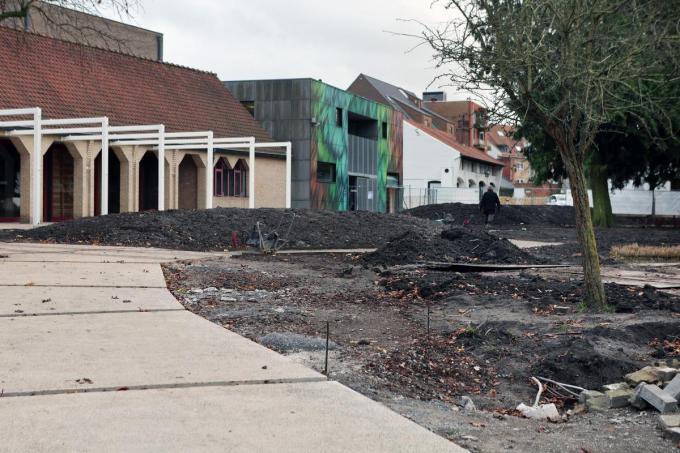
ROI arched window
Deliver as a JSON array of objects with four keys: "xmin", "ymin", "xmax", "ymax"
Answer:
[
  {"xmin": 213, "ymin": 158, "xmax": 249, "ymax": 198},
  {"xmin": 213, "ymin": 158, "xmax": 231, "ymax": 197},
  {"xmin": 232, "ymin": 159, "xmax": 249, "ymax": 197}
]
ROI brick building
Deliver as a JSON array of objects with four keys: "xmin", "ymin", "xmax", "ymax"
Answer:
[{"xmin": 0, "ymin": 27, "xmax": 287, "ymax": 223}]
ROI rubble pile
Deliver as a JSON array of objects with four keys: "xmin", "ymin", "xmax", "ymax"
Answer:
[{"xmin": 577, "ymin": 361, "xmax": 680, "ymax": 442}]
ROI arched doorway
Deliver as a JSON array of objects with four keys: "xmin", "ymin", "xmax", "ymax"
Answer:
[
  {"xmin": 0, "ymin": 140, "xmax": 21, "ymax": 221},
  {"xmin": 138, "ymin": 152, "xmax": 158, "ymax": 211},
  {"xmin": 94, "ymin": 150, "xmax": 121, "ymax": 215},
  {"xmin": 178, "ymin": 155, "xmax": 198, "ymax": 210},
  {"xmin": 43, "ymin": 143, "xmax": 74, "ymax": 222}
]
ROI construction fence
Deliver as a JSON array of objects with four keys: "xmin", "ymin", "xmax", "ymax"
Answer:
[{"xmin": 400, "ymin": 185, "xmax": 680, "ymax": 217}]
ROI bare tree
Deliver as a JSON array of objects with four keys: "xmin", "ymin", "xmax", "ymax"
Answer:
[
  {"xmin": 418, "ymin": 0, "xmax": 678, "ymax": 309},
  {"xmin": 0, "ymin": 1, "xmax": 140, "ymax": 53}
]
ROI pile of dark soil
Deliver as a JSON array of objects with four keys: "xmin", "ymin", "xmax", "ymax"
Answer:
[
  {"xmin": 406, "ymin": 203, "xmax": 576, "ymax": 226},
  {"xmin": 0, "ymin": 208, "xmax": 436, "ymax": 251},
  {"xmin": 362, "ymin": 227, "xmax": 538, "ymax": 266}
]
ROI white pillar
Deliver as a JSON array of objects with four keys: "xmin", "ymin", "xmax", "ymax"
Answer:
[
  {"xmin": 286, "ymin": 142, "xmax": 292, "ymax": 209},
  {"xmin": 206, "ymin": 132, "xmax": 214, "ymax": 209},
  {"xmin": 249, "ymin": 140, "xmax": 255, "ymax": 209},
  {"xmin": 31, "ymin": 108, "xmax": 42, "ymax": 225},
  {"xmin": 100, "ymin": 117, "xmax": 109, "ymax": 215},
  {"xmin": 158, "ymin": 125, "xmax": 165, "ymax": 211}
]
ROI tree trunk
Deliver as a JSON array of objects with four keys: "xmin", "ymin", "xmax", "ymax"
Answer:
[
  {"xmin": 589, "ymin": 157, "xmax": 613, "ymax": 228},
  {"xmin": 560, "ymin": 144, "xmax": 607, "ymax": 310}
]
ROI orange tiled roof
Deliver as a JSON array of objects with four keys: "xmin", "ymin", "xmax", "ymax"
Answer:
[{"xmin": 0, "ymin": 26, "xmax": 271, "ymax": 141}]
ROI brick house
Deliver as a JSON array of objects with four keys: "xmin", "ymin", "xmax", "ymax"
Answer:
[{"xmin": 0, "ymin": 26, "xmax": 287, "ymax": 223}]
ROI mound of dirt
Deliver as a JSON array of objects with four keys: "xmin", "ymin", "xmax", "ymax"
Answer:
[
  {"xmin": 406, "ymin": 203, "xmax": 576, "ymax": 226},
  {"xmin": 0, "ymin": 208, "xmax": 437, "ymax": 251},
  {"xmin": 362, "ymin": 227, "xmax": 538, "ymax": 266}
]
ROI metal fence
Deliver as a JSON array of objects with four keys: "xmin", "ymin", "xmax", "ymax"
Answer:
[
  {"xmin": 402, "ymin": 187, "xmax": 480, "ymax": 210},
  {"xmin": 400, "ymin": 185, "xmax": 680, "ymax": 217}
]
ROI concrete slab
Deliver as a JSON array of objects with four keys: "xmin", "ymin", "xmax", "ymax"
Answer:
[
  {"xmin": 0, "ymin": 286, "xmax": 182, "ymax": 316},
  {"xmin": 0, "ymin": 262, "xmax": 166, "ymax": 287},
  {"xmin": 0, "ymin": 382, "xmax": 464, "ymax": 453},
  {"xmin": 0, "ymin": 222, "xmax": 51, "ymax": 230},
  {"xmin": 0, "ymin": 310, "xmax": 323, "ymax": 396},
  {"xmin": 509, "ymin": 239, "xmax": 565, "ymax": 249},
  {"xmin": 0, "ymin": 252, "xmax": 200, "ymax": 263},
  {"xmin": 0, "ymin": 241, "xmax": 225, "ymax": 262}
]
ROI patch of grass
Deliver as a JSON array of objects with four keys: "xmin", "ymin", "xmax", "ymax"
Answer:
[
  {"xmin": 611, "ymin": 243, "xmax": 680, "ymax": 261},
  {"xmin": 557, "ymin": 323, "xmax": 571, "ymax": 333},
  {"xmin": 459, "ymin": 325, "xmax": 479, "ymax": 338},
  {"xmin": 576, "ymin": 301, "xmax": 615, "ymax": 314}
]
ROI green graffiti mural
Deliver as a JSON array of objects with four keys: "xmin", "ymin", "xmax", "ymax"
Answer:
[{"xmin": 311, "ymin": 80, "xmax": 403, "ymax": 212}]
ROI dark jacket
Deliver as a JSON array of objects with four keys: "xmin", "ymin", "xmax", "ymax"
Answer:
[{"xmin": 480, "ymin": 191, "xmax": 501, "ymax": 214}]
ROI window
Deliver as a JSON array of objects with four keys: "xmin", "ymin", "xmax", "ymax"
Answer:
[
  {"xmin": 214, "ymin": 159, "xmax": 227, "ymax": 196},
  {"xmin": 232, "ymin": 159, "xmax": 248, "ymax": 197},
  {"xmin": 241, "ymin": 101, "xmax": 255, "ymax": 117},
  {"xmin": 382, "ymin": 122, "xmax": 388, "ymax": 140},
  {"xmin": 317, "ymin": 161, "xmax": 336, "ymax": 183},
  {"xmin": 516, "ymin": 162, "xmax": 524, "ymax": 170},
  {"xmin": 213, "ymin": 158, "xmax": 248, "ymax": 197},
  {"xmin": 336, "ymin": 108, "xmax": 343, "ymax": 127}
]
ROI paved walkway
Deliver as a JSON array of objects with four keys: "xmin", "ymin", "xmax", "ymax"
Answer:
[{"xmin": 0, "ymin": 242, "xmax": 463, "ymax": 452}]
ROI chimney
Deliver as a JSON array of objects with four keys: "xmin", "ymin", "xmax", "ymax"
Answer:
[{"xmin": 423, "ymin": 91, "xmax": 447, "ymax": 102}]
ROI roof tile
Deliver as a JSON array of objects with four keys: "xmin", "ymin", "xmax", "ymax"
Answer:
[{"xmin": 0, "ymin": 26, "xmax": 271, "ymax": 141}]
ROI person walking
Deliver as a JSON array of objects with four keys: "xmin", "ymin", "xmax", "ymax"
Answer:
[{"xmin": 480, "ymin": 186, "xmax": 501, "ymax": 225}]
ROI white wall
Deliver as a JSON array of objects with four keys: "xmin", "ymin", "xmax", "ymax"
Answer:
[
  {"xmin": 403, "ymin": 121, "xmax": 460, "ymax": 189},
  {"xmin": 559, "ymin": 181, "xmax": 679, "ymax": 216},
  {"xmin": 403, "ymin": 121, "xmax": 502, "ymax": 196}
]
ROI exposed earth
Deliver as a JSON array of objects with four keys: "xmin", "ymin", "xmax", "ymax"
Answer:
[
  {"xmin": 163, "ymin": 252, "xmax": 680, "ymax": 453},
  {"xmin": 3, "ymin": 205, "xmax": 680, "ymax": 452}
]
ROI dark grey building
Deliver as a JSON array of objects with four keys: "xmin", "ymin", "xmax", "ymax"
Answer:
[{"xmin": 224, "ymin": 78, "xmax": 404, "ymax": 213}]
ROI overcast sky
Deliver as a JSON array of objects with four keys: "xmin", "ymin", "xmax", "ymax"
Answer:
[{"xmin": 113, "ymin": 0, "xmax": 466, "ymax": 99}]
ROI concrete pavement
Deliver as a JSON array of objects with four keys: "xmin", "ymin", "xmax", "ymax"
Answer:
[{"xmin": 0, "ymin": 242, "xmax": 464, "ymax": 452}]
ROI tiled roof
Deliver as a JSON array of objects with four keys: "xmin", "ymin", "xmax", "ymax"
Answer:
[
  {"xmin": 0, "ymin": 26, "xmax": 271, "ymax": 141},
  {"xmin": 357, "ymin": 74, "xmax": 451, "ymax": 125},
  {"xmin": 487, "ymin": 125, "xmax": 527, "ymax": 152},
  {"xmin": 405, "ymin": 119, "xmax": 503, "ymax": 166}
]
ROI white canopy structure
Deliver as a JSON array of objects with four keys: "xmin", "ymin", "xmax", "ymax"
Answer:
[{"xmin": 0, "ymin": 107, "xmax": 292, "ymax": 225}]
